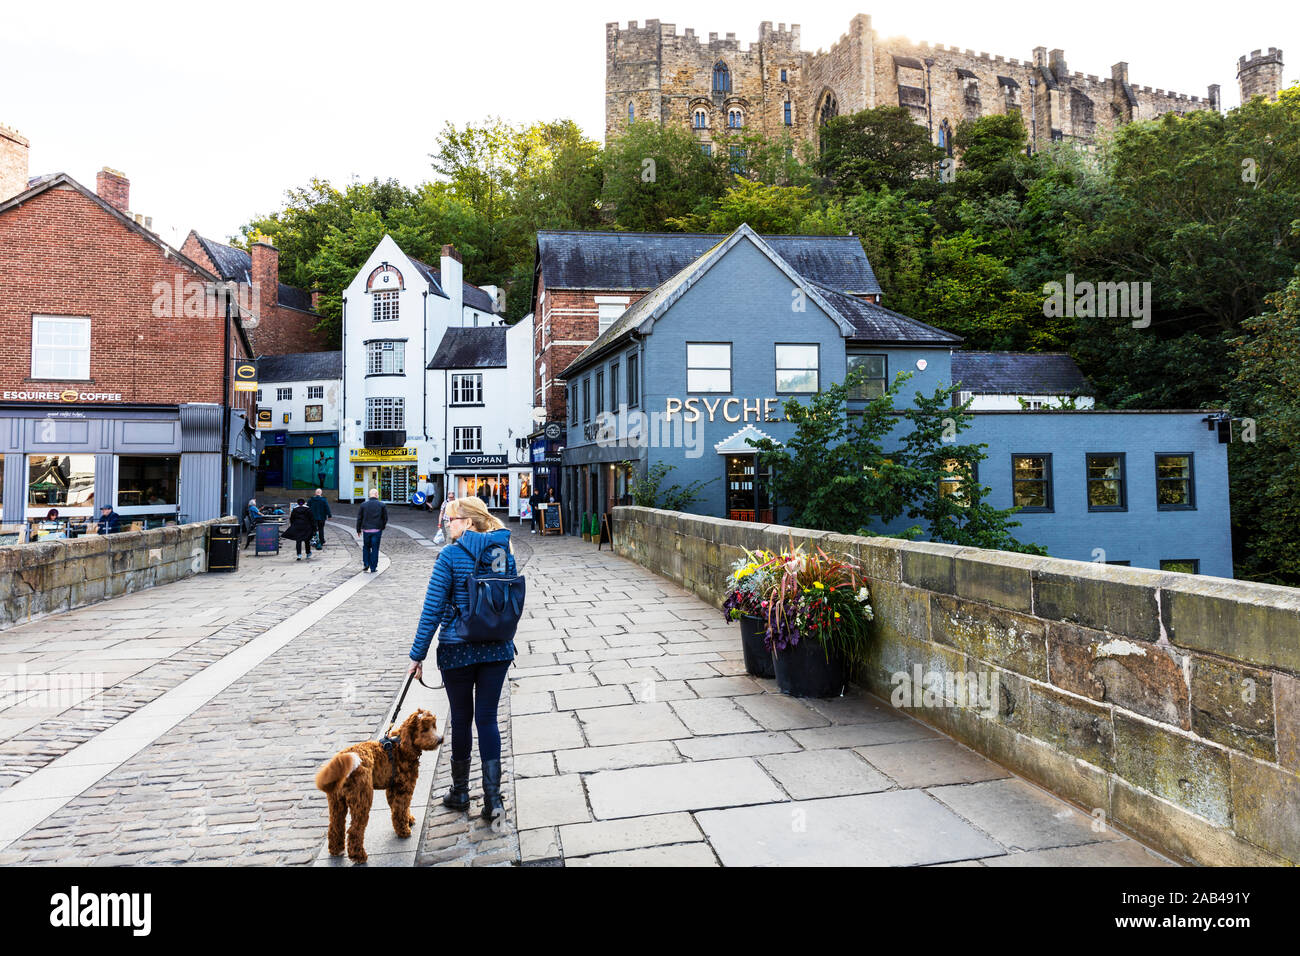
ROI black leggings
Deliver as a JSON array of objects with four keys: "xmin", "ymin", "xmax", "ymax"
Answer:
[{"xmin": 440, "ymin": 660, "xmax": 511, "ymax": 762}]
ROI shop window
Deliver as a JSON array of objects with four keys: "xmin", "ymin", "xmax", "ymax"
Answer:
[
  {"xmin": 1160, "ymin": 559, "xmax": 1200, "ymax": 574},
  {"xmin": 1086, "ymin": 453, "xmax": 1126, "ymax": 511},
  {"xmin": 452, "ymin": 373, "xmax": 484, "ymax": 405},
  {"xmin": 686, "ymin": 342, "xmax": 731, "ymax": 393},
  {"xmin": 117, "ymin": 456, "xmax": 179, "ymax": 508},
  {"xmin": 454, "ymin": 426, "xmax": 482, "ymax": 453},
  {"xmin": 1012, "ymin": 454, "xmax": 1053, "ymax": 512},
  {"xmin": 307, "ymin": 385, "xmax": 324, "ymax": 400},
  {"xmin": 365, "ymin": 397, "xmax": 404, "ymax": 430},
  {"xmin": 627, "ymin": 354, "xmax": 639, "ymax": 407},
  {"xmin": 372, "ymin": 289, "xmax": 399, "ymax": 322},
  {"xmin": 775, "ymin": 344, "xmax": 819, "ymax": 394},
  {"xmin": 847, "ymin": 354, "xmax": 887, "ymax": 400},
  {"xmin": 367, "ymin": 340, "xmax": 404, "ymax": 375},
  {"xmin": 31, "ymin": 316, "xmax": 90, "ymax": 380},
  {"xmin": 725, "ymin": 454, "xmax": 773, "ymax": 523},
  {"xmin": 457, "ymin": 474, "xmax": 509, "ymax": 509},
  {"xmin": 1156, "ymin": 454, "xmax": 1194, "ymax": 509},
  {"xmin": 27, "ymin": 454, "xmax": 95, "ymax": 511}
]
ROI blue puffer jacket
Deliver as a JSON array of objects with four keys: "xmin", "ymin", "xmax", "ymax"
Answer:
[{"xmin": 409, "ymin": 529, "xmax": 517, "ymax": 663}]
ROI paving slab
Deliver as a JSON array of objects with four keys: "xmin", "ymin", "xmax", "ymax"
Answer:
[
  {"xmin": 926, "ymin": 778, "xmax": 1123, "ymax": 852},
  {"xmin": 697, "ymin": 790, "xmax": 1007, "ymax": 866},
  {"xmin": 669, "ymin": 697, "xmax": 763, "ymax": 736},
  {"xmin": 981, "ymin": 840, "xmax": 1174, "ymax": 867},
  {"xmin": 576, "ymin": 703, "xmax": 690, "ymax": 747},
  {"xmin": 554, "ymin": 741, "xmax": 682, "ymax": 774},
  {"xmin": 559, "ymin": 812, "xmax": 704, "ymax": 858},
  {"xmin": 566, "ymin": 843, "xmax": 719, "ymax": 867},
  {"xmin": 553, "ymin": 685, "xmax": 634, "ymax": 711},
  {"xmin": 686, "ymin": 676, "xmax": 766, "ymax": 698},
  {"xmin": 514, "ymin": 774, "xmax": 592, "ymax": 830},
  {"xmin": 734, "ymin": 694, "xmax": 831, "ymax": 731},
  {"xmin": 758, "ymin": 750, "xmax": 893, "ymax": 800},
  {"xmin": 511, "ymin": 712, "xmax": 585, "ymax": 755},
  {"xmin": 675, "ymin": 731, "xmax": 802, "ymax": 761},
  {"xmin": 789, "ymin": 718, "xmax": 940, "ymax": 750},
  {"xmin": 854, "ymin": 738, "xmax": 1011, "ymax": 789},
  {"xmin": 585, "ymin": 757, "xmax": 786, "ymax": 819}
]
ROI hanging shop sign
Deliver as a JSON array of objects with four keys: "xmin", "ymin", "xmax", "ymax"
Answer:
[{"xmin": 233, "ymin": 360, "xmax": 258, "ymax": 393}]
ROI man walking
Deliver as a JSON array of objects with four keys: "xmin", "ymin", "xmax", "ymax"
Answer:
[
  {"xmin": 308, "ymin": 488, "xmax": 332, "ymax": 549},
  {"xmin": 355, "ymin": 488, "xmax": 388, "ymax": 573},
  {"xmin": 436, "ymin": 492, "xmax": 455, "ymax": 538},
  {"xmin": 528, "ymin": 487, "xmax": 541, "ymax": 534}
]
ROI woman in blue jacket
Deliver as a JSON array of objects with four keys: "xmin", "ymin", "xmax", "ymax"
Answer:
[{"xmin": 408, "ymin": 496, "xmax": 516, "ymax": 820}]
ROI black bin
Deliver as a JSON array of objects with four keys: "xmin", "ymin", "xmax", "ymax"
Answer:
[{"xmin": 207, "ymin": 522, "xmax": 241, "ymax": 572}]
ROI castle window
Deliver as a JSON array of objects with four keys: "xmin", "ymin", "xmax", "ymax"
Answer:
[
  {"xmin": 700, "ymin": 143, "xmax": 712, "ymax": 157},
  {"xmin": 780, "ymin": 68, "xmax": 788, "ymax": 83},
  {"xmin": 628, "ymin": 101, "xmax": 635, "ymax": 123},
  {"xmin": 713, "ymin": 62, "xmax": 731, "ymax": 93},
  {"xmin": 818, "ymin": 91, "xmax": 839, "ymax": 126},
  {"xmin": 784, "ymin": 101, "xmax": 792, "ymax": 126},
  {"xmin": 729, "ymin": 145, "xmax": 745, "ymax": 174},
  {"xmin": 693, "ymin": 108, "xmax": 708, "ymax": 129},
  {"xmin": 728, "ymin": 108, "xmax": 743, "ymax": 129}
]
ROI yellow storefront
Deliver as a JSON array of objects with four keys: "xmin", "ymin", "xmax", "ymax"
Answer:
[{"xmin": 349, "ymin": 447, "xmax": 418, "ymax": 504}]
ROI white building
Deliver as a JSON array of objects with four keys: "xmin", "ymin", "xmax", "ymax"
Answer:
[
  {"xmin": 254, "ymin": 352, "xmax": 342, "ymax": 491},
  {"xmin": 428, "ymin": 319, "xmax": 535, "ymax": 517},
  {"xmin": 951, "ymin": 352, "xmax": 1095, "ymax": 410},
  {"xmin": 339, "ymin": 236, "xmax": 531, "ymax": 510}
]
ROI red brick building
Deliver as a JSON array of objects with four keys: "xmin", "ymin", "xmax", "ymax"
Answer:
[{"xmin": 0, "ymin": 158, "xmax": 260, "ymax": 533}]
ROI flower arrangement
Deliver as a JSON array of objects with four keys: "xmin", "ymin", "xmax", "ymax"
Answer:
[{"xmin": 721, "ymin": 548, "xmax": 779, "ymax": 621}]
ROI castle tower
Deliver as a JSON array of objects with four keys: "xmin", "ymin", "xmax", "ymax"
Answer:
[{"xmin": 1238, "ymin": 48, "xmax": 1284, "ymax": 102}]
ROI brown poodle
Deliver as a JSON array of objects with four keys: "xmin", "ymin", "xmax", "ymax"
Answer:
[{"xmin": 314, "ymin": 709, "xmax": 443, "ymax": 863}]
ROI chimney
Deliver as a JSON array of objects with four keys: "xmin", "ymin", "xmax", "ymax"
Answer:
[
  {"xmin": 1049, "ymin": 49, "xmax": 1068, "ymax": 81},
  {"xmin": 441, "ymin": 243, "xmax": 464, "ymax": 323},
  {"xmin": 311, "ymin": 290, "xmax": 321, "ymax": 312},
  {"xmin": 96, "ymin": 167, "xmax": 130, "ymax": 213},
  {"xmin": 0, "ymin": 124, "xmax": 30, "ymax": 202},
  {"xmin": 250, "ymin": 240, "xmax": 279, "ymax": 330}
]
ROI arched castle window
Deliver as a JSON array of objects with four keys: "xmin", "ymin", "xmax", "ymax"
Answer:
[
  {"xmin": 628, "ymin": 101, "xmax": 635, "ymax": 123},
  {"xmin": 713, "ymin": 62, "xmax": 731, "ymax": 93},
  {"xmin": 818, "ymin": 90, "xmax": 839, "ymax": 126},
  {"xmin": 693, "ymin": 108, "xmax": 708, "ymax": 129},
  {"xmin": 728, "ymin": 108, "xmax": 744, "ymax": 129},
  {"xmin": 938, "ymin": 119, "xmax": 953, "ymax": 155}
]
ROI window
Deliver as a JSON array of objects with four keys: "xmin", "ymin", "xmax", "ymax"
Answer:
[
  {"xmin": 725, "ymin": 455, "xmax": 773, "ymax": 523},
  {"xmin": 583, "ymin": 377, "xmax": 591, "ymax": 423},
  {"xmin": 117, "ymin": 456, "xmax": 179, "ymax": 508},
  {"xmin": 729, "ymin": 145, "xmax": 745, "ymax": 174},
  {"xmin": 1012, "ymin": 454, "xmax": 1053, "ymax": 511},
  {"xmin": 693, "ymin": 109, "xmax": 708, "ymax": 129},
  {"xmin": 780, "ymin": 68, "xmax": 788, "ymax": 83},
  {"xmin": 784, "ymin": 101, "xmax": 792, "ymax": 126},
  {"xmin": 367, "ymin": 340, "xmax": 405, "ymax": 375},
  {"xmin": 304, "ymin": 405, "xmax": 323, "ymax": 422},
  {"xmin": 1156, "ymin": 454, "xmax": 1195, "ymax": 509},
  {"xmin": 372, "ymin": 289, "xmax": 399, "ymax": 322},
  {"xmin": 713, "ymin": 62, "xmax": 731, "ymax": 93},
  {"xmin": 627, "ymin": 354, "xmax": 639, "ymax": 407},
  {"xmin": 31, "ymin": 316, "xmax": 90, "ymax": 380},
  {"xmin": 785, "ymin": 146, "xmax": 794, "ymax": 159},
  {"xmin": 454, "ymin": 426, "xmax": 482, "ymax": 453},
  {"xmin": 629, "ymin": 101, "xmax": 636, "ymax": 123},
  {"xmin": 610, "ymin": 363, "xmax": 620, "ymax": 412},
  {"xmin": 595, "ymin": 370, "xmax": 605, "ymax": 414},
  {"xmin": 847, "ymin": 354, "xmax": 887, "ymax": 400},
  {"xmin": 686, "ymin": 343, "xmax": 731, "ymax": 393},
  {"xmin": 596, "ymin": 298, "xmax": 628, "ymax": 333},
  {"xmin": 1086, "ymin": 454, "xmax": 1126, "ymax": 511},
  {"xmin": 1160, "ymin": 559, "xmax": 1200, "ymax": 574},
  {"xmin": 365, "ymin": 397, "xmax": 404, "ymax": 430},
  {"xmin": 276, "ymin": 387, "xmax": 292, "ymax": 401},
  {"xmin": 939, "ymin": 459, "xmax": 974, "ymax": 507},
  {"xmin": 728, "ymin": 108, "xmax": 743, "ymax": 128},
  {"xmin": 451, "ymin": 373, "xmax": 484, "ymax": 405},
  {"xmin": 307, "ymin": 385, "xmax": 324, "ymax": 400},
  {"xmin": 570, "ymin": 385, "xmax": 578, "ymax": 426},
  {"xmin": 776, "ymin": 344, "xmax": 819, "ymax": 393},
  {"xmin": 256, "ymin": 389, "xmax": 262, "ymax": 404},
  {"xmin": 700, "ymin": 143, "xmax": 712, "ymax": 157},
  {"xmin": 27, "ymin": 454, "xmax": 95, "ymax": 510}
]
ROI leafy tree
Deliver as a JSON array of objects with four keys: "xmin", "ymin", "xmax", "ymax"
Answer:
[
  {"xmin": 626, "ymin": 461, "xmax": 715, "ymax": 511},
  {"xmin": 668, "ymin": 177, "xmax": 846, "ymax": 235},
  {"xmin": 599, "ymin": 123, "xmax": 728, "ymax": 231},
  {"xmin": 949, "ymin": 114, "xmax": 1031, "ymax": 201},
  {"xmin": 815, "ymin": 106, "xmax": 944, "ymax": 197}
]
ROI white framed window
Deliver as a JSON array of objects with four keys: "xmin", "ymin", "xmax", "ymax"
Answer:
[
  {"xmin": 454, "ymin": 426, "xmax": 482, "ymax": 452},
  {"xmin": 367, "ymin": 340, "xmax": 405, "ymax": 375},
  {"xmin": 276, "ymin": 387, "xmax": 292, "ymax": 401},
  {"xmin": 365, "ymin": 397, "xmax": 404, "ymax": 430},
  {"xmin": 307, "ymin": 385, "xmax": 324, "ymax": 400},
  {"xmin": 451, "ymin": 373, "xmax": 484, "ymax": 405},
  {"xmin": 595, "ymin": 296, "xmax": 629, "ymax": 334},
  {"xmin": 686, "ymin": 342, "xmax": 731, "ymax": 393},
  {"xmin": 372, "ymin": 289, "xmax": 399, "ymax": 322},
  {"xmin": 31, "ymin": 316, "xmax": 90, "ymax": 380},
  {"xmin": 775, "ymin": 344, "xmax": 820, "ymax": 393}
]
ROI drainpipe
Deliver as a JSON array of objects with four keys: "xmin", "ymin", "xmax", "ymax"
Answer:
[
  {"xmin": 443, "ymin": 368, "xmax": 450, "ymax": 498},
  {"xmin": 221, "ymin": 293, "xmax": 231, "ymax": 518},
  {"xmin": 924, "ymin": 58, "xmax": 935, "ymax": 141},
  {"xmin": 422, "ymin": 291, "xmax": 429, "ymax": 440},
  {"xmin": 341, "ymin": 295, "xmax": 348, "ymax": 500},
  {"xmin": 1029, "ymin": 77, "xmax": 1038, "ymax": 155}
]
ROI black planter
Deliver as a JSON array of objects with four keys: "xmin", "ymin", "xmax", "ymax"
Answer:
[
  {"xmin": 738, "ymin": 614, "xmax": 775, "ymax": 679},
  {"xmin": 773, "ymin": 633, "xmax": 845, "ymax": 698}
]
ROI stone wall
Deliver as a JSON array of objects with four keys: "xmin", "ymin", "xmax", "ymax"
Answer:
[
  {"xmin": 0, "ymin": 518, "xmax": 231, "ymax": 630},
  {"xmin": 611, "ymin": 506, "xmax": 1300, "ymax": 866}
]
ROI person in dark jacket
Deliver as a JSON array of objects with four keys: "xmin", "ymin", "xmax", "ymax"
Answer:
[
  {"xmin": 96, "ymin": 505, "xmax": 121, "ymax": 535},
  {"xmin": 308, "ymin": 489, "xmax": 332, "ymax": 548},
  {"xmin": 527, "ymin": 490, "xmax": 541, "ymax": 533},
  {"xmin": 355, "ymin": 489, "xmax": 388, "ymax": 573},
  {"xmin": 283, "ymin": 498, "xmax": 316, "ymax": 560},
  {"xmin": 408, "ymin": 496, "xmax": 516, "ymax": 821}
]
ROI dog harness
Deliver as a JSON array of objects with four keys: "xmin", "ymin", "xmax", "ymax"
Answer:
[{"xmin": 379, "ymin": 732, "xmax": 400, "ymax": 781}]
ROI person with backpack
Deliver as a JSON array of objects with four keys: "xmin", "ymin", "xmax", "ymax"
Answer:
[{"xmin": 407, "ymin": 496, "xmax": 522, "ymax": 821}]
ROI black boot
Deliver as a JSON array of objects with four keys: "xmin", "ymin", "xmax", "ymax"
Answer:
[
  {"xmin": 480, "ymin": 758, "xmax": 504, "ymax": 821},
  {"xmin": 442, "ymin": 758, "xmax": 471, "ymax": 810}
]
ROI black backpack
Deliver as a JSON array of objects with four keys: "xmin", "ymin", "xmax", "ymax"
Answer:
[{"xmin": 453, "ymin": 539, "xmax": 526, "ymax": 643}]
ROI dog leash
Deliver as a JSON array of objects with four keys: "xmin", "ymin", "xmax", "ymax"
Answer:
[{"xmin": 381, "ymin": 670, "xmax": 436, "ymax": 737}]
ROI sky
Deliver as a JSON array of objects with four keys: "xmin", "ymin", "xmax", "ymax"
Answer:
[{"xmin": 3, "ymin": 0, "xmax": 1296, "ymax": 247}]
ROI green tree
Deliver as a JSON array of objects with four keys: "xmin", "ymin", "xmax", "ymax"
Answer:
[
  {"xmin": 815, "ymin": 106, "xmax": 944, "ymax": 197},
  {"xmin": 599, "ymin": 122, "xmax": 728, "ymax": 231},
  {"xmin": 668, "ymin": 177, "xmax": 845, "ymax": 235}
]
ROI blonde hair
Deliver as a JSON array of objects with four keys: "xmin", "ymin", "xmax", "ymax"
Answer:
[{"xmin": 449, "ymin": 496, "xmax": 505, "ymax": 532}]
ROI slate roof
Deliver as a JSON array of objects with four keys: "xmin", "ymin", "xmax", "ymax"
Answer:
[
  {"xmin": 536, "ymin": 231, "xmax": 882, "ymax": 297},
  {"xmin": 191, "ymin": 235, "xmax": 318, "ymax": 313},
  {"xmin": 427, "ymin": 327, "xmax": 507, "ymax": 370},
  {"xmin": 408, "ymin": 257, "xmax": 500, "ymax": 315},
  {"xmin": 950, "ymin": 351, "xmax": 1092, "ymax": 394},
  {"xmin": 811, "ymin": 284, "xmax": 963, "ymax": 346},
  {"xmin": 257, "ymin": 351, "xmax": 341, "ymax": 383}
]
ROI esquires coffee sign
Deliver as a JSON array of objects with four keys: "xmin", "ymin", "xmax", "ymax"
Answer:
[{"xmin": 3, "ymin": 389, "xmax": 124, "ymax": 403}]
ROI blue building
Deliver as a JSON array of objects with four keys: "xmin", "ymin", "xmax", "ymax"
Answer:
[{"xmin": 558, "ymin": 225, "xmax": 1233, "ymax": 578}]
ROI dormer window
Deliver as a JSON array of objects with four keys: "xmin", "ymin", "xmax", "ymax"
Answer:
[{"xmin": 713, "ymin": 62, "xmax": 731, "ymax": 93}]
